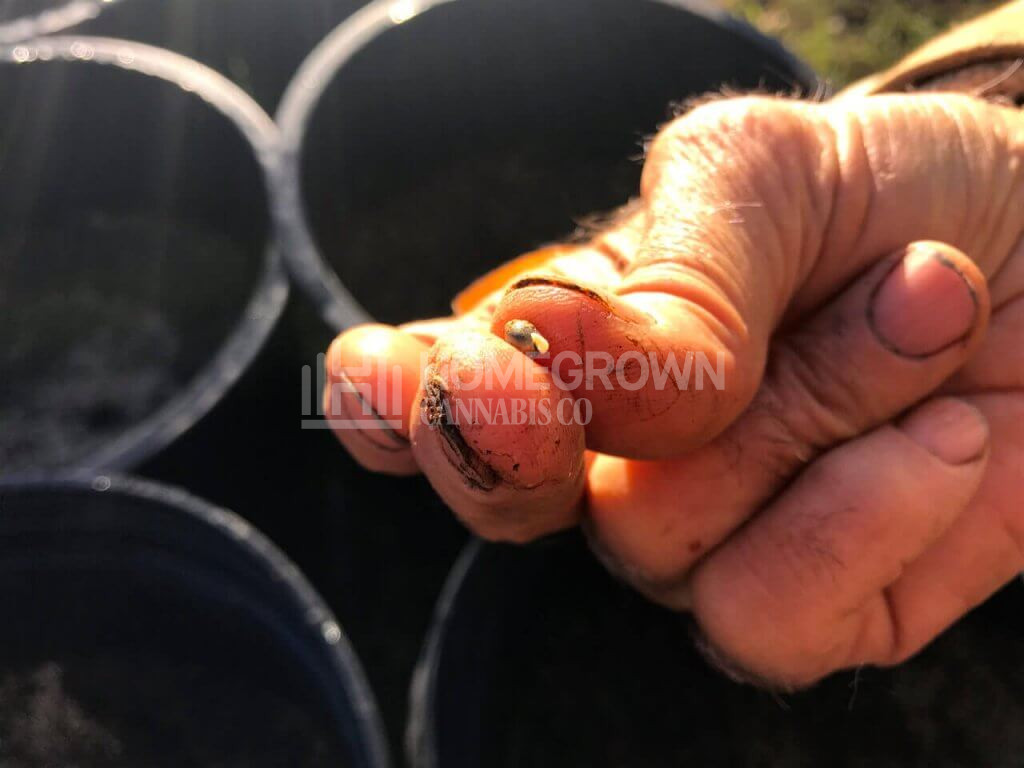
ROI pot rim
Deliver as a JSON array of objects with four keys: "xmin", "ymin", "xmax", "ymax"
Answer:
[
  {"xmin": 405, "ymin": 538, "xmax": 482, "ymax": 768},
  {"xmin": 272, "ymin": 0, "xmax": 818, "ymax": 334},
  {"xmin": 0, "ymin": 0, "xmax": 125, "ymax": 45},
  {"xmin": 0, "ymin": 36, "xmax": 290, "ymax": 476},
  {"xmin": 0, "ymin": 471, "xmax": 392, "ymax": 768}
]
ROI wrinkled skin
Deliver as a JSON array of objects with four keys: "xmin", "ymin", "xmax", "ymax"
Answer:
[{"xmin": 326, "ymin": 92, "xmax": 1024, "ymax": 688}]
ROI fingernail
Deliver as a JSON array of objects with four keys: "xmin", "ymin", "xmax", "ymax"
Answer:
[
  {"xmin": 421, "ymin": 372, "xmax": 500, "ymax": 491},
  {"xmin": 900, "ymin": 398, "xmax": 989, "ymax": 465},
  {"xmin": 869, "ymin": 245, "xmax": 979, "ymax": 358},
  {"xmin": 332, "ymin": 370, "xmax": 408, "ymax": 449},
  {"xmin": 504, "ymin": 275, "xmax": 653, "ymax": 325}
]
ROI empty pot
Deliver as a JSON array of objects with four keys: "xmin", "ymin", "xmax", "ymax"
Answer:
[
  {"xmin": 0, "ymin": 474, "xmax": 389, "ymax": 767},
  {"xmin": 0, "ymin": 37, "xmax": 287, "ymax": 476},
  {"xmin": 410, "ymin": 534, "xmax": 1024, "ymax": 768},
  {"xmin": 275, "ymin": 0, "xmax": 817, "ymax": 331}
]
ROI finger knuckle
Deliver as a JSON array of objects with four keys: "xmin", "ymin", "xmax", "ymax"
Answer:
[
  {"xmin": 751, "ymin": 334, "xmax": 866, "ymax": 474},
  {"xmin": 640, "ymin": 97, "xmax": 833, "ymax": 282},
  {"xmin": 842, "ymin": 95, "xmax": 1024, "ymax": 263},
  {"xmin": 645, "ymin": 96, "xmax": 815, "ymax": 183}
]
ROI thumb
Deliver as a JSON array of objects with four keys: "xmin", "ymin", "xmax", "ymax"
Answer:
[
  {"xmin": 490, "ymin": 98, "xmax": 816, "ymax": 458},
  {"xmin": 491, "ymin": 93, "xmax": 1023, "ymax": 459}
]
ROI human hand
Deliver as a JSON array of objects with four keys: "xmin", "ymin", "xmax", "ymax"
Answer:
[{"xmin": 325, "ymin": 90, "xmax": 1023, "ymax": 687}]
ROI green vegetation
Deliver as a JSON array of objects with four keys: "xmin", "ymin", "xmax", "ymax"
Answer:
[{"xmin": 722, "ymin": 0, "xmax": 999, "ymax": 86}]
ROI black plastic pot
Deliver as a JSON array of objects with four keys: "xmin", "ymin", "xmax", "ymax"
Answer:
[
  {"xmin": 0, "ymin": 0, "xmax": 123, "ymax": 43},
  {"xmin": 411, "ymin": 534, "xmax": 1024, "ymax": 768},
  {"xmin": 0, "ymin": 474, "xmax": 389, "ymax": 767},
  {"xmin": 74, "ymin": 0, "xmax": 368, "ymax": 110},
  {"xmin": 0, "ymin": 37, "xmax": 287, "ymax": 477},
  {"xmin": 274, "ymin": 0, "xmax": 817, "ymax": 332},
  {"xmin": 138, "ymin": 365, "xmax": 470, "ymax": 759}
]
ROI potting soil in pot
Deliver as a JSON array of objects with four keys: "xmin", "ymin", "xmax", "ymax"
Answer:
[
  {"xmin": 0, "ymin": 212, "xmax": 254, "ymax": 474},
  {"xmin": 482, "ymin": 537, "xmax": 1024, "ymax": 767},
  {"xmin": 0, "ymin": 569, "xmax": 348, "ymax": 767},
  {"xmin": 0, "ymin": 657, "xmax": 335, "ymax": 767}
]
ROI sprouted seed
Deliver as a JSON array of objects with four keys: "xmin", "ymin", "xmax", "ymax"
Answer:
[{"xmin": 504, "ymin": 320, "xmax": 549, "ymax": 357}]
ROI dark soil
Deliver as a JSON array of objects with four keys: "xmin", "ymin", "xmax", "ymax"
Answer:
[
  {"xmin": 469, "ymin": 536, "xmax": 1024, "ymax": 768},
  {"xmin": 0, "ymin": 213, "xmax": 253, "ymax": 474},
  {"xmin": 0, "ymin": 552, "xmax": 350, "ymax": 768},
  {"xmin": 0, "ymin": 658, "xmax": 336, "ymax": 768}
]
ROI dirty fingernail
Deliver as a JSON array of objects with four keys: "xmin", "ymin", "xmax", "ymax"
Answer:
[
  {"xmin": 900, "ymin": 397, "xmax": 989, "ymax": 466},
  {"xmin": 503, "ymin": 274, "xmax": 653, "ymax": 326},
  {"xmin": 869, "ymin": 245, "xmax": 978, "ymax": 358}
]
